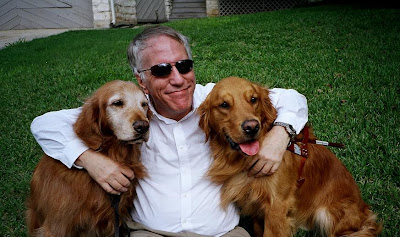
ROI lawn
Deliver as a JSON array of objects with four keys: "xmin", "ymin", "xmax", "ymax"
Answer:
[{"xmin": 1, "ymin": 3, "xmax": 399, "ymax": 236}]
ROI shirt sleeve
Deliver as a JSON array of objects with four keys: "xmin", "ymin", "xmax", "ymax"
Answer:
[
  {"xmin": 193, "ymin": 83, "xmax": 215, "ymax": 108},
  {"xmin": 30, "ymin": 107, "xmax": 88, "ymax": 168},
  {"xmin": 269, "ymin": 88, "xmax": 308, "ymax": 134}
]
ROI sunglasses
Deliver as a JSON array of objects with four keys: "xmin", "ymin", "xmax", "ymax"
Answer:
[{"xmin": 138, "ymin": 59, "xmax": 194, "ymax": 77}]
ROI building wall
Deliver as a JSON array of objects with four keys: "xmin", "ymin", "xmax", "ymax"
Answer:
[
  {"xmin": 0, "ymin": 0, "xmax": 94, "ymax": 30},
  {"xmin": 206, "ymin": 0, "xmax": 219, "ymax": 16},
  {"xmin": 92, "ymin": 0, "xmax": 137, "ymax": 28},
  {"xmin": 114, "ymin": 0, "xmax": 137, "ymax": 26},
  {"xmin": 92, "ymin": 0, "xmax": 111, "ymax": 28},
  {"xmin": 91, "ymin": 0, "xmax": 219, "ymax": 29}
]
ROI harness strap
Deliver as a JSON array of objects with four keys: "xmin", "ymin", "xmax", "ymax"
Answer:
[
  {"xmin": 287, "ymin": 126, "xmax": 345, "ymax": 188},
  {"xmin": 110, "ymin": 194, "xmax": 121, "ymax": 237},
  {"xmin": 287, "ymin": 126, "xmax": 309, "ymax": 188}
]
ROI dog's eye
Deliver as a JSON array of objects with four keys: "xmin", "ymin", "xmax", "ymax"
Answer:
[
  {"xmin": 219, "ymin": 101, "xmax": 230, "ymax": 108},
  {"xmin": 250, "ymin": 97, "xmax": 258, "ymax": 104},
  {"xmin": 112, "ymin": 100, "xmax": 124, "ymax": 107},
  {"xmin": 141, "ymin": 101, "xmax": 148, "ymax": 108}
]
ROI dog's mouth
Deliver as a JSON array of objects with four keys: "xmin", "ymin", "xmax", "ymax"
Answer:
[
  {"xmin": 124, "ymin": 135, "xmax": 148, "ymax": 144},
  {"xmin": 225, "ymin": 134, "xmax": 260, "ymax": 156}
]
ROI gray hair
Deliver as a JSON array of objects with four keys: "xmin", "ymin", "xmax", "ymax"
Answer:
[{"xmin": 127, "ymin": 25, "xmax": 192, "ymax": 81}]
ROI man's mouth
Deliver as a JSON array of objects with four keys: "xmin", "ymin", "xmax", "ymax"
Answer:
[
  {"xmin": 166, "ymin": 86, "xmax": 190, "ymax": 95},
  {"xmin": 225, "ymin": 134, "xmax": 260, "ymax": 156}
]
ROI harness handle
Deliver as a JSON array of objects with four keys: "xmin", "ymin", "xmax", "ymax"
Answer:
[{"xmin": 287, "ymin": 126, "xmax": 344, "ymax": 188}]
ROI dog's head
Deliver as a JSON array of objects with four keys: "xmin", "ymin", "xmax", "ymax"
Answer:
[
  {"xmin": 74, "ymin": 80, "xmax": 151, "ymax": 150},
  {"xmin": 198, "ymin": 77, "xmax": 277, "ymax": 156}
]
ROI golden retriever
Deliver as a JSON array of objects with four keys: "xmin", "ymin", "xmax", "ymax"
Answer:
[
  {"xmin": 198, "ymin": 77, "xmax": 382, "ymax": 237},
  {"xmin": 26, "ymin": 80, "xmax": 150, "ymax": 236}
]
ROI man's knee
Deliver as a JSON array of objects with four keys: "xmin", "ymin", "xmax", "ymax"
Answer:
[
  {"xmin": 130, "ymin": 230, "xmax": 164, "ymax": 237},
  {"xmin": 221, "ymin": 226, "xmax": 251, "ymax": 237}
]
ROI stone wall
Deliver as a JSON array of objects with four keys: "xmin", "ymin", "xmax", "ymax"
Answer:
[
  {"xmin": 114, "ymin": 0, "xmax": 137, "ymax": 26},
  {"xmin": 206, "ymin": 0, "xmax": 219, "ymax": 16},
  {"xmin": 92, "ymin": 0, "xmax": 112, "ymax": 28},
  {"xmin": 92, "ymin": 0, "xmax": 137, "ymax": 28}
]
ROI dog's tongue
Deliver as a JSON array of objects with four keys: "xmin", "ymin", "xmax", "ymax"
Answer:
[{"xmin": 239, "ymin": 140, "xmax": 260, "ymax": 156}]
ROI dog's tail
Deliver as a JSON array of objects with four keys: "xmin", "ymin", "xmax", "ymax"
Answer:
[
  {"xmin": 314, "ymin": 207, "xmax": 382, "ymax": 237},
  {"xmin": 347, "ymin": 210, "xmax": 383, "ymax": 237}
]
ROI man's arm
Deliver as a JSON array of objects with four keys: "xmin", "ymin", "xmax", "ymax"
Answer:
[
  {"xmin": 246, "ymin": 88, "xmax": 308, "ymax": 177},
  {"xmin": 31, "ymin": 108, "xmax": 87, "ymax": 168},
  {"xmin": 75, "ymin": 150, "xmax": 134, "ymax": 194},
  {"xmin": 31, "ymin": 109, "xmax": 134, "ymax": 194}
]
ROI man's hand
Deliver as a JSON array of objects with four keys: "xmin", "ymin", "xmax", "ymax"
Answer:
[
  {"xmin": 75, "ymin": 150, "xmax": 135, "ymax": 195},
  {"xmin": 245, "ymin": 126, "xmax": 290, "ymax": 177}
]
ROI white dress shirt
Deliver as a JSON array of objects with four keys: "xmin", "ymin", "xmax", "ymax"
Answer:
[{"xmin": 31, "ymin": 83, "xmax": 308, "ymax": 236}]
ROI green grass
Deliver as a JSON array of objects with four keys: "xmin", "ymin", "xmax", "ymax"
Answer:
[{"xmin": 1, "ymin": 4, "xmax": 399, "ymax": 236}]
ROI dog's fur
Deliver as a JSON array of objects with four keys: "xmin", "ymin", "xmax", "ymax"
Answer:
[
  {"xmin": 198, "ymin": 77, "xmax": 382, "ymax": 237},
  {"xmin": 26, "ymin": 80, "xmax": 150, "ymax": 237}
]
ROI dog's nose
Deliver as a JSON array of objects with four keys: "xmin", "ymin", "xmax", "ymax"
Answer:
[
  {"xmin": 133, "ymin": 120, "xmax": 149, "ymax": 134},
  {"xmin": 241, "ymin": 119, "xmax": 260, "ymax": 136}
]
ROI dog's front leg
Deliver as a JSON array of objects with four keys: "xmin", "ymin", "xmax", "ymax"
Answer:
[
  {"xmin": 263, "ymin": 200, "xmax": 295, "ymax": 237},
  {"xmin": 252, "ymin": 216, "xmax": 264, "ymax": 237}
]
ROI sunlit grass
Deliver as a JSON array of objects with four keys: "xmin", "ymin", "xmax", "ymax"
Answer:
[{"xmin": 1, "ymin": 4, "xmax": 399, "ymax": 236}]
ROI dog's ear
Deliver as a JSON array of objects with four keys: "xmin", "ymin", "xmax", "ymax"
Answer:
[
  {"xmin": 146, "ymin": 106, "xmax": 153, "ymax": 120},
  {"xmin": 259, "ymin": 86, "xmax": 277, "ymax": 129},
  {"xmin": 74, "ymin": 95, "xmax": 104, "ymax": 150},
  {"xmin": 198, "ymin": 95, "xmax": 212, "ymax": 142}
]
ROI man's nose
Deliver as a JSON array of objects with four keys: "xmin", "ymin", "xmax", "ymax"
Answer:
[{"xmin": 169, "ymin": 66, "xmax": 185, "ymax": 85}]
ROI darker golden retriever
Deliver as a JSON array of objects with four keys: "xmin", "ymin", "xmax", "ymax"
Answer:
[
  {"xmin": 26, "ymin": 80, "xmax": 150, "ymax": 236},
  {"xmin": 198, "ymin": 77, "xmax": 382, "ymax": 237}
]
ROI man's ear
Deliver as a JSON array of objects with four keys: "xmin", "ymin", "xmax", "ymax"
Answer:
[
  {"xmin": 136, "ymin": 73, "xmax": 149, "ymax": 94},
  {"xmin": 146, "ymin": 107, "xmax": 153, "ymax": 120}
]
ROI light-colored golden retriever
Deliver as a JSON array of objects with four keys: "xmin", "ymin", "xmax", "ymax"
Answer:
[
  {"xmin": 26, "ymin": 80, "xmax": 150, "ymax": 236},
  {"xmin": 198, "ymin": 77, "xmax": 382, "ymax": 237}
]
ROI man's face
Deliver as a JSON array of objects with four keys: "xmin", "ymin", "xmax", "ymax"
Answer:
[{"xmin": 136, "ymin": 35, "xmax": 196, "ymax": 121}]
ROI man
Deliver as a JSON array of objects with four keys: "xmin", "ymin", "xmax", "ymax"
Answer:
[{"xmin": 31, "ymin": 26, "xmax": 308, "ymax": 236}]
